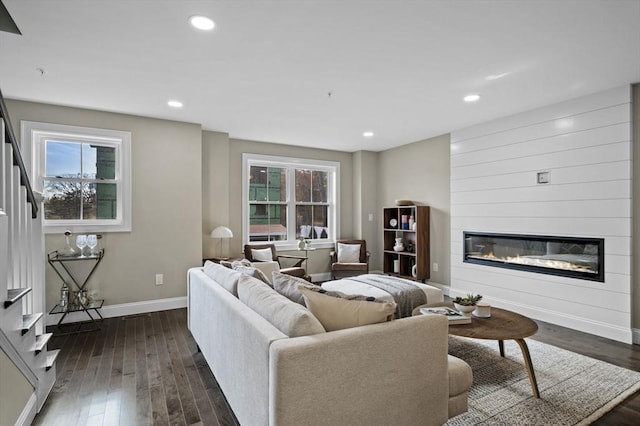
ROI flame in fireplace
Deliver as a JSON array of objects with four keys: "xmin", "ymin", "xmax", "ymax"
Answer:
[{"xmin": 471, "ymin": 252, "xmax": 596, "ymax": 274}]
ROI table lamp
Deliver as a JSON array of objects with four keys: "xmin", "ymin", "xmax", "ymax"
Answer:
[{"xmin": 211, "ymin": 226, "xmax": 233, "ymax": 258}]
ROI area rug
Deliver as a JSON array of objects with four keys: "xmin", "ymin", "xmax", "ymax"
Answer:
[{"xmin": 445, "ymin": 336, "xmax": 640, "ymax": 425}]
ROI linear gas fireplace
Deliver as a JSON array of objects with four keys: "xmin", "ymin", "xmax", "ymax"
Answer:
[{"xmin": 463, "ymin": 232, "xmax": 604, "ymax": 282}]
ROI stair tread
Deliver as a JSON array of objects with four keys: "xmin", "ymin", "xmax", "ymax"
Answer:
[
  {"xmin": 4, "ymin": 287, "xmax": 32, "ymax": 308},
  {"xmin": 45, "ymin": 349, "xmax": 61, "ymax": 371},
  {"xmin": 22, "ymin": 312, "xmax": 43, "ymax": 335},
  {"xmin": 34, "ymin": 333, "xmax": 53, "ymax": 354}
]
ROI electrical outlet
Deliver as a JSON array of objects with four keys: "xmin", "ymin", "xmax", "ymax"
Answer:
[
  {"xmin": 368, "ymin": 213, "xmax": 374, "ymax": 221},
  {"xmin": 155, "ymin": 274, "xmax": 163, "ymax": 285},
  {"xmin": 433, "ymin": 262, "xmax": 439, "ymax": 272}
]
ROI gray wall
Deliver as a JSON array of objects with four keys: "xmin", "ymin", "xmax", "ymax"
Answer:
[
  {"xmin": 378, "ymin": 134, "xmax": 451, "ymax": 286},
  {"xmin": 7, "ymin": 100, "xmax": 203, "ymax": 309}
]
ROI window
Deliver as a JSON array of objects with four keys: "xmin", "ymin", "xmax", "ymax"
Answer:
[
  {"xmin": 243, "ymin": 154, "xmax": 339, "ymax": 249},
  {"xmin": 22, "ymin": 121, "xmax": 131, "ymax": 233}
]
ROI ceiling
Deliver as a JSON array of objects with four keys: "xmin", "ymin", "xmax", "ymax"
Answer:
[{"xmin": 1, "ymin": 0, "xmax": 639, "ymax": 153}]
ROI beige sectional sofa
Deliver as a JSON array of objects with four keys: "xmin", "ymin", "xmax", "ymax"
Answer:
[{"xmin": 187, "ymin": 262, "xmax": 472, "ymax": 426}]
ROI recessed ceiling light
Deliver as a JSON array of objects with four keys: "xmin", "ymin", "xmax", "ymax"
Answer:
[
  {"xmin": 168, "ymin": 100, "xmax": 183, "ymax": 108},
  {"xmin": 189, "ymin": 15, "xmax": 215, "ymax": 31},
  {"xmin": 363, "ymin": 131, "xmax": 374, "ymax": 138},
  {"xmin": 463, "ymin": 94, "xmax": 480, "ymax": 103}
]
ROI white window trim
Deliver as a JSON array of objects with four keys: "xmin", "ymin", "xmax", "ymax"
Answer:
[
  {"xmin": 242, "ymin": 153, "xmax": 339, "ymax": 250},
  {"xmin": 21, "ymin": 121, "xmax": 132, "ymax": 234}
]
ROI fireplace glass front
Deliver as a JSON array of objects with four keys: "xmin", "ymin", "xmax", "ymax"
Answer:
[{"xmin": 463, "ymin": 232, "xmax": 604, "ymax": 282}]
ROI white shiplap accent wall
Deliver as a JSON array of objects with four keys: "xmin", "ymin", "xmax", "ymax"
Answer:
[{"xmin": 450, "ymin": 85, "xmax": 632, "ymax": 343}]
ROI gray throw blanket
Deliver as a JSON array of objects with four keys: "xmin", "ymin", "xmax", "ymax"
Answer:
[{"xmin": 348, "ymin": 275, "xmax": 427, "ymax": 319}]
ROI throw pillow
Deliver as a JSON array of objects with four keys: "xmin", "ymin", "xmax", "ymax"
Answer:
[
  {"xmin": 203, "ymin": 260, "xmax": 243, "ymax": 296},
  {"xmin": 238, "ymin": 275, "xmax": 326, "ymax": 337},
  {"xmin": 337, "ymin": 243, "xmax": 361, "ymax": 263},
  {"xmin": 251, "ymin": 248, "xmax": 273, "ymax": 262},
  {"xmin": 232, "ymin": 263, "xmax": 271, "ymax": 285},
  {"xmin": 299, "ymin": 287, "xmax": 396, "ymax": 331},
  {"xmin": 272, "ymin": 271, "xmax": 318, "ymax": 305}
]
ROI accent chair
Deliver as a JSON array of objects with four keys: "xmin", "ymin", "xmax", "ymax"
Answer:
[
  {"xmin": 243, "ymin": 243, "xmax": 308, "ymax": 280},
  {"xmin": 330, "ymin": 239, "xmax": 370, "ymax": 279}
]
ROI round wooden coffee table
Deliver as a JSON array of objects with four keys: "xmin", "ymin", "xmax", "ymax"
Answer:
[{"xmin": 414, "ymin": 302, "xmax": 540, "ymax": 398}]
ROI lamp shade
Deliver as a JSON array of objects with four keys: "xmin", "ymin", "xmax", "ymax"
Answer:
[{"xmin": 211, "ymin": 226, "xmax": 233, "ymax": 239}]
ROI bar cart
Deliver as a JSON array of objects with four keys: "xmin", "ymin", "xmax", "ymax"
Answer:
[{"xmin": 47, "ymin": 249, "xmax": 105, "ymax": 334}]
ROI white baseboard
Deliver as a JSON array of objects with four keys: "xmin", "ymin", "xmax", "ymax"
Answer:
[
  {"xmin": 17, "ymin": 391, "xmax": 37, "ymax": 426},
  {"xmin": 46, "ymin": 296, "xmax": 187, "ymax": 326},
  {"xmin": 632, "ymin": 328, "xmax": 640, "ymax": 345}
]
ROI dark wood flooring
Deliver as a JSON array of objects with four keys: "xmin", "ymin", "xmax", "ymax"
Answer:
[
  {"xmin": 34, "ymin": 309, "xmax": 239, "ymax": 426},
  {"xmin": 34, "ymin": 308, "xmax": 640, "ymax": 425}
]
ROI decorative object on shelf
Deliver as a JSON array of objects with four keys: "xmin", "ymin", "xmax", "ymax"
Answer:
[
  {"xmin": 406, "ymin": 242, "xmax": 414, "ymax": 252},
  {"xmin": 76, "ymin": 234, "xmax": 87, "ymax": 257},
  {"xmin": 78, "ymin": 289, "xmax": 88, "ymax": 305},
  {"xmin": 297, "ymin": 237, "xmax": 311, "ymax": 250},
  {"xmin": 389, "ymin": 218, "xmax": 397, "ymax": 228},
  {"xmin": 473, "ymin": 301, "xmax": 491, "ymax": 318},
  {"xmin": 453, "ymin": 294, "xmax": 483, "ymax": 316},
  {"xmin": 211, "ymin": 226, "xmax": 233, "ymax": 257},
  {"xmin": 412, "ymin": 222, "xmax": 417, "ymax": 231},
  {"xmin": 393, "ymin": 237, "xmax": 404, "ymax": 252},
  {"xmin": 408, "ymin": 215, "xmax": 415, "ymax": 230},
  {"xmin": 393, "ymin": 259, "xmax": 400, "ymax": 273},
  {"xmin": 412, "ymin": 264, "xmax": 418, "ymax": 278},
  {"xmin": 401, "ymin": 214, "xmax": 409, "ymax": 229},
  {"xmin": 59, "ymin": 282, "xmax": 69, "ymax": 311},
  {"xmin": 395, "ymin": 199, "xmax": 413, "ymax": 206},
  {"xmin": 86, "ymin": 234, "xmax": 98, "ymax": 255},
  {"xmin": 60, "ymin": 230, "xmax": 77, "ymax": 257}
]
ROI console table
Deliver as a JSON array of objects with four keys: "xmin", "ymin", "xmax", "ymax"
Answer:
[{"xmin": 47, "ymin": 249, "xmax": 105, "ymax": 335}]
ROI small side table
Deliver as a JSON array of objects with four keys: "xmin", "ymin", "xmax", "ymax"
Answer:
[
  {"xmin": 298, "ymin": 247, "xmax": 316, "ymax": 278},
  {"xmin": 47, "ymin": 249, "xmax": 105, "ymax": 335}
]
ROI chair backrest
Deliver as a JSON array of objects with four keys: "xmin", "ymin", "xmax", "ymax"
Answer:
[
  {"xmin": 335, "ymin": 239, "xmax": 367, "ymax": 263},
  {"xmin": 244, "ymin": 244, "xmax": 278, "ymax": 262}
]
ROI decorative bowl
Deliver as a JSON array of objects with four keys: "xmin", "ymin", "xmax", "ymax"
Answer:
[
  {"xmin": 395, "ymin": 199, "xmax": 413, "ymax": 206},
  {"xmin": 454, "ymin": 303, "xmax": 476, "ymax": 316}
]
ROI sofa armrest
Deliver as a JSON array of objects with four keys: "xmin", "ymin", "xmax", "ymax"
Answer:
[{"xmin": 269, "ymin": 315, "xmax": 450, "ymax": 426}]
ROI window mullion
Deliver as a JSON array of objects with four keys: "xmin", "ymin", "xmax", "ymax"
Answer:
[{"xmin": 287, "ymin": 166, "xmax": 296, "ymax": 242}]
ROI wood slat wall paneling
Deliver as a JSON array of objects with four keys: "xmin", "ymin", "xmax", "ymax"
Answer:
[{"xmin": 450, "ymin": 85, "xmax": 633, "ymax": 343}]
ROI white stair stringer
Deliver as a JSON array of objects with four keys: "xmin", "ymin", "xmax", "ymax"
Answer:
[{"xmin": 1, "ymin": 114, "xmax": 56, "ymax": 420}]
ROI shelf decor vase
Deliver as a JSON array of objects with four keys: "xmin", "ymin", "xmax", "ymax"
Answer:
[
  {"xmin": 393, "ymin": 237, "xmax": 404, "ymax": 252},
  {"xmin": 60, "ymin": 231, "xmax": 77, "ymax": 257}
]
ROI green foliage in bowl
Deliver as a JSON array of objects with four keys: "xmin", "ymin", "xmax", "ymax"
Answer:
[{"xmin": 453, "ymin": 294, "xmax": 483, "ymax": 306}]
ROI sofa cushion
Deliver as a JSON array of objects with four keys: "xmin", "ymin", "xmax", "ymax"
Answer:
[
  {"xmin": 251, "ymin": 248, "xmax": 274, "ymax": 262},
  {"xmin": 238, "ymin": 275, "xmax": 325, "ymax": 337},
  {"xmin": 250, "ymin": 261, "xmax": 281, "ymax": 285},
  {"xmin": 272, "ymin": 272, "xmax": 318, "ymax": 305},
  {"xmin": 203, "ymin": 261, "xmax": 243, "ymax": 296},
  {"xmin": 337, "ymin": 243, "xmax": 361, "ymax": 263},
  {"xmin": 299, "ymin": 287, "xmax": 396, "ymax": 331},
  {"xmin": 230, "ymin": 260, "xmax": 271, "ymax": 285}
]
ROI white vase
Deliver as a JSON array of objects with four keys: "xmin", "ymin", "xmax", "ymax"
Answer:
[
  {"xmin": 393, "ymin": 260, "xmax": 400, "ymax": 273},
  {"xmin": 411, "ymin": 264, "xmax": 417, "ymax": 278},
  {"xmin": 393, "ymin": 237, "xmax": 404, "ymax": 252}
]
